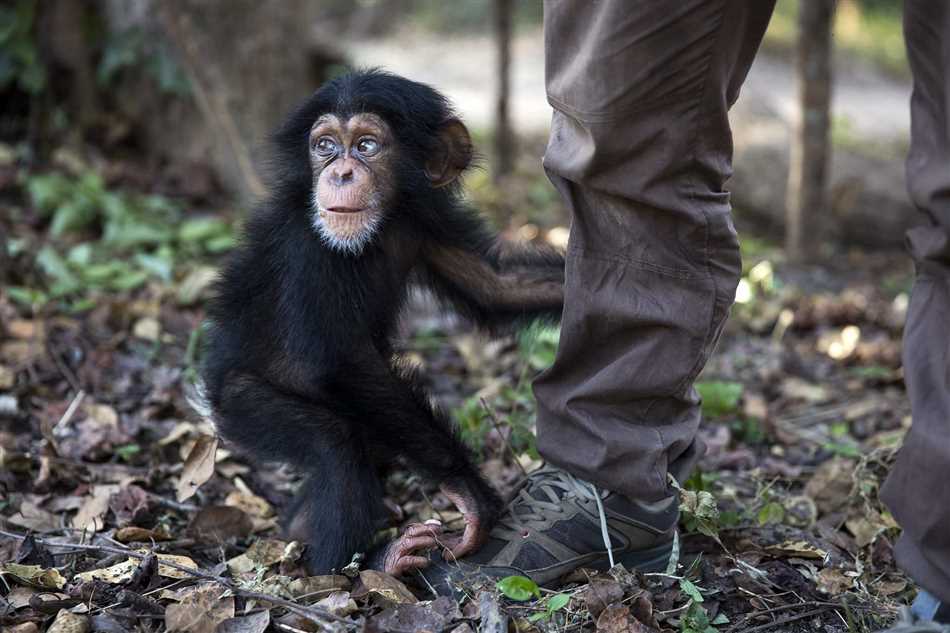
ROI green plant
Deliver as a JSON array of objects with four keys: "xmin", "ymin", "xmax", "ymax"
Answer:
[
  {"xmin": 517, "ymin": 324, "xmax": 559, "ymax": 371},
  {"xmin": 8, "ymin": 170, "xmax": 236, "ymax": 310},
  {"xmin": 98, "ymin": 27, "xmax": 190, "ymax": 95},
  {"xmin": 673, "ymin": 476, "xmax": 722, "ymax": 540},
  {"xmin": 681, "ymin": 601, "xmax": 728, "ymax": 633},
  {"xmin": 496, "ymin": 575, "xmax": 541, "ymax": 601},
  {"xmin": 695, "ymin": 381, "xmax": 743, "ymax": 418},
  {"xmin": 528, "ymin": 593, "xmax": 570, "ymax": 623},
  {"xmin": 0, "ymin": 0, "xmax": 46, "ymax": 94}
]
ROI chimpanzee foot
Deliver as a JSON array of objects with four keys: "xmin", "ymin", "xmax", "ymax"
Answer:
[{"xmin": 382, "ymin": 521, "xmax": 444, "ymax": 576}]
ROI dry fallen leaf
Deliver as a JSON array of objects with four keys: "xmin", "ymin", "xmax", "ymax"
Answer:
[
  {"xmin": 46, "ymin": 609, "xmax": 89, "ymax": 633},
  {"xmin": 356, "ymin": 570, "xmax": 417, "ymax": 606},
  {"xmin": 5, "ymin": 585, "xmax": 37, "ymax": 609},
  {"xmin": 0, "ymin": 364, "xmax": 14, "ymax": 388},
  {"xmin": 226, "ymin": 538, "xmax": 290, "ymax": 575},
  {"xmin": 289, "ymin": 575, "xmax": 352, "ymax": 599},
  {"xmin": 6, "ymin": 500, "xmax": 59, "ymax": 532},
  {"xmin": 763, "ymin": 539, "xmax": 828, "ymax": 560},
  {"xmin": 316, "ymin": 591, "xmax": 358, "ymax": 616},
  {"xmin": 816, "ymin": 567, "xmax": 855, "ymax": 595},
  {"xmin": 132, "ymin": 317, "xmax": 161, "ymax": 341},
  {"xmin": 0, "ymin": 563, "xmax": 67, "ymax": 589},
  {"xmin": 189, "ymin": 506, "xmax": 254, "ymax": 542},
  {"xmin": 74, "ymin": 552, "xmax": 197, "ymax": 584},
  {"xmin": 113, "ymin": 526, "xmax": 173, "ymax": 543},
  {"xmin": 165, "ymin": 584, "xmax": 234, "ymax": 633},
  {"xmin": 72, "ymin": 484, "xmax": 120, "ymax": 533},
  {"xmin": 177, "ymin": 434, "xmax": 218, "ymax": 502},
  {"xmin": 225, "ymin": 484, "xmax": 274, "ymax": 519},
  {"xmin": 215, "ymin": 610, "xmax": 270, "ymax": 633}
]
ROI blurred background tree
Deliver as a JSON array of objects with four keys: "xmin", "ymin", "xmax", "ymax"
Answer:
[{"xmin": 0, "ymin": 0, "xmax": 914, "ymax": 307}]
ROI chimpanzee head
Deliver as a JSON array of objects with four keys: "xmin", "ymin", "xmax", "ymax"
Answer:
[{"xmin": 273, "ymin": 70, "xmax": 474, "ymax": 254}]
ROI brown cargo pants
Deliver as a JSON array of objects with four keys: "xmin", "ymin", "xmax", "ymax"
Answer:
[{"xmin": 535, "ymin": 0, "xmax": 950, "ymax": 602}]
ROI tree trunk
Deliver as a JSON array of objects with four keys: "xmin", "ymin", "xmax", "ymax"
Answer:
[
  {"xmin": 101, "ymin": 0, "xmax": 324, "ymax": 203},
  {"xmin": 492, "ymin": 0, "xmax": 514, "ymax": 183},
  {"xmin": 785, "ymin": 0, "xmax": 834, "ymax": 261}
]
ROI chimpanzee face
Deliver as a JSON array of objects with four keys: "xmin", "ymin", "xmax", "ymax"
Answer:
[
  {"xmin": 309, "ymin": 111, "xmax": 473, "ymax": 255},
  {"xmin": 309, "ymin": 113, "xmax": 394, "ymax": 254}
]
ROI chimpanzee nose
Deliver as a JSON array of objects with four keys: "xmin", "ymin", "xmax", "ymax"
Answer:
[{"xmin": 332, "ymin": 164, "xmax": 354, "ymax": 186}]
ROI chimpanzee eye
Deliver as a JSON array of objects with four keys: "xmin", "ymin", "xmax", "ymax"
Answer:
[
  {"xmin": 356, "ymin": 137, "xmax": 380, "ymax": 156},
  {"xmin": 314, "ymin": 136, "xmax": 337, "ymax": 155}
]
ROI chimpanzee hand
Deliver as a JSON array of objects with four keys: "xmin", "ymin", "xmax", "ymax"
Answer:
[
  {"xmin": 380, "ymin": 521, "xmax": 444, "ymax": 576},
  {"xmin": 439, "ymin": 480, "xmax": 503, "ymax": 560}
]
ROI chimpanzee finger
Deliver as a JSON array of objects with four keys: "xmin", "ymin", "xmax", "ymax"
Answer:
[
  {"xmin": 394, "ymin": 535, "xmax": 440, "ymax": 556},
  {"xmin": 448, "ymin": 522, "xmax": 489, "ymax": 559},
  {"xmin": 403, "ymin": 522, "xmax": 442, "ymax": 538},
  {"xmin": 390, "ymin": 555, "xmax": 431, "ymax": 576}
]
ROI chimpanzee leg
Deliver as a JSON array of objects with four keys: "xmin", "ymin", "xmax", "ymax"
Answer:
[
  {"xmin": 286, "ymin": 455, "xmax": 387, "ymax": 573},
  {"xmin": 213, "ymin": 373, "xmax": 385, "ymax": 572}
]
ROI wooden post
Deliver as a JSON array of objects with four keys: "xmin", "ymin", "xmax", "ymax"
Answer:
[
  {"xmin": 493, "ymin": 0, "xmax": 514, "ymax": 183},
  {"xmin": 785, "ymin": 0, "xmax": 834, "ymax": 261}
]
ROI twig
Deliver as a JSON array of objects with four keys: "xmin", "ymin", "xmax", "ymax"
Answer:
[
  {"xmin": 145, "ymin": 492, "xmax": 200, "ymax": 513},
  {"xmin": 0, "ymin": 530, "xmax": 354, "ymax": 629},
  {"xmin": 736, "ymin": 607, "xmax": 832, "ymax": 633},
  {"xmin": 480, "ymin": 398, "xmax": 527, "ymax": 478},
  {"xmin": 47, "ymin": 343, "xmax": 82, "ymax": 394},
  {"xmin": 54, "ymin": 390, "xmax": 85, "ymax": 431}
]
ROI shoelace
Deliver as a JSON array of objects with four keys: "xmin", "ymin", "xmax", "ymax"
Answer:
[
  {"xmin": 882, "ymin": 608, "xmax": 950, "ymax": 633},
  {"xmin": 493, "ymin": 469, "xmax": 617, "ymax": 567}
]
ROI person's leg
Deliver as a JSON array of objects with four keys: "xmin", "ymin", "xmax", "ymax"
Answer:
[
  {"xmin": 423, "ymin": 2, "xmax": 775, "ymax": 592},
  {"xmin": 534, "ymin": 0, "xmax": 774, "ymax": 503},
  {"xmin": 879, "ymin": 0, "xmax": 950, "ymax": 612}
]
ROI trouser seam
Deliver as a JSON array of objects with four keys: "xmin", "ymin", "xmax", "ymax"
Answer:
[
  {"xmin": 547, "ymin": 90, "xmax": 702, "ymax": 125},
  {"xmin": 669, "ymin": 0, "xmax": 728, "ymax": 399},
  {"xmin": 569, "ymin": 247, "xmax": 700, "ymax": 280}
]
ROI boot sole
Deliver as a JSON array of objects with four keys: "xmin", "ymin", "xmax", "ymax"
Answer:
[{"xmin": 588, "ymin": 538, "xmax": 675, "ymax": 574}]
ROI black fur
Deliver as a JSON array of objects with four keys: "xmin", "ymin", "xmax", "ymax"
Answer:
[{"xmin": 202, "ymin": 70, "xmax": 564, "ymax": 573}]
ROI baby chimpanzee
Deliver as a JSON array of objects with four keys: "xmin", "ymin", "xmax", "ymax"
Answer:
[{"xmin": 202, "ymin": 70, "xmax": 564, "ymax": 576}]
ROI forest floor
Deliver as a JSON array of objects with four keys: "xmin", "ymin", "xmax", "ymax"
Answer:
[{"xmin": 0, "ymin": 120, "xmax": 920, "ymax": 633}]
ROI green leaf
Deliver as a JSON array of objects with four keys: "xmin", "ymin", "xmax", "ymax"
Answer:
[
  {"xmin": 135, "ymin": 252, "xmax": 174, "ymax": 282},
  {"xmin": 36, "ymin": 246, "xmax": 80, "ymax": 293},
  {"xmin": 204, "ymin": 234, "xmax": 236, "ymax": 253},
  {"xmin": 496, "ymin": 575, "xmax": 540, "ymax": 601},
  {"xmin": 822, "ymin": 441, "xmax": 862, "ymax": 458},
  {"xmin": 695, "ymin": 381, "xmax": 743, "ymax": 418},
  {"xmin": 79, "ymin": 264, "xmax": 119, "ymax": 285},
  {"xmin": 108, "ymin": 269, "xmax": 149, "ymax": 292},
  {"xmin": 547, "ymin": 593, "xmax": 570, "ymax": 612},
  {"xmin": 756, "ymin": 501, "xmax": 785, "ymax": 526},
  {"xmin": 679, "ymin": 578, "xmax": 703, "ymax": 603},
  {"xmin": 50, "ymin": 200, "xmax": 96, "ymax": 236},
  {"xmin": 711, "ymin": 613, "xmax": 730, "ymax": 625},
  {"xmin": 178, "ymin": 217, "xmax": 230, "ymax": 244},
  {"xmin": 115, "ymin": 444, "xmax": 141, "ymax": 461},
  {"xmin": 27, "ymin": 173, "xmax": 70, "ymax": 213},
  {"xmin": 5, "ymin": 286, "xmax": 48, "ymax": 308},
  {"xmin": 67, "ymin": 243, "xmax": 93, "ymax": 266}
]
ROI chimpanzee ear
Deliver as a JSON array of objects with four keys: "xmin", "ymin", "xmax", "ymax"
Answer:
[{"xmin": 425, "ymin": 118, "xmax": 473, "ymax": 188}]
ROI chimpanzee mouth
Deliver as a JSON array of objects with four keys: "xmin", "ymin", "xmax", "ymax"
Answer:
[{"xmin": 323, "ymin": 207, "xmax": 366, "ymax": 214}]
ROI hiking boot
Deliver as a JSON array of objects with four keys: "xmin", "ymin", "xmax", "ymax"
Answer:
[
  {"xmin": 875, "ymin": 591, "xmax": 950, "ymax": 632},
  {"xmin": 420, "ymin": 466, "xmax": 677, "ymax": 595}
]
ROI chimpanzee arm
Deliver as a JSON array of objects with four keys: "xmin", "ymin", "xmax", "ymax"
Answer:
[
  {"xmin": 419, "ymin": 213, "xmax": 565, "ymax": 332},
  {"xmin": 329, "ymin": 350, "xmax": 504, "ymax": 557}
]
